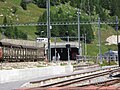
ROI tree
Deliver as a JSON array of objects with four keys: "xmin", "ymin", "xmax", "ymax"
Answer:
[
  {"xmin": 14, "ymin": 27, "xmax": 19, "ymax": 39},
  {"xmin": 58, "ymin": 8, "xmax": 63, "ymax": 14},
  {"xmin": 36, "ymin": 1, "xmax": 96, "ymax": 43},
  {"xmin": 0, "ymin": 0, "xmax": 5, "ymax": 2},
  {"xmin": 36, "ymin": 0, "xmax": 46, "ymax": 8},
  {"xmin": 20, "ymin": 0, "xmax": 27, "ymax": 10},
  {"xmin": 21, "ymin": 33, "xmax": 27, "ymax": 40},
  {"xmin": 2, "ymin": 16, "xmax": 8, "ymax": 30},
  {"xmin": 12, "ymin": 6, "xmax": 18, "ymax": 14},
  {"xmin": 3, "ymin": 16, "xmax": 7, "ymax": 25}
]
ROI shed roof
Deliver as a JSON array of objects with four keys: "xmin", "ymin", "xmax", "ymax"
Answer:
[
  {"xmin": 0, "ymin": 42, "xmax": 11, "ymax": 47},
  {"xmin": 50, "ymin": 45, "xmax": 78, "ymax": 48},
  {"xmin": 12, "ymin": 44, "xmax": 21, "ymax": 48},
  {"xmin": 21, "ymin": 45, "xmax": 38, "ymax": 50}
]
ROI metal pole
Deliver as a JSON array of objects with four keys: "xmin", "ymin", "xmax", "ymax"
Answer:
[
  {"xmin": 81, "ymin": 34, "xmax": 84, "ymax": 55},
  {"xmin": 82, "ymin": 34, "xmax": 84, "ymax": 56},
  {"xmin": 47, "ymin": 0, "xmax": 51, "ymax": 61},
  {"xmin": 116, "ymin": 16, "xmax": 119, "ymax": 44},
  {"xmin": 82, "ymin": 34, "xmax": 84, "ymax": 61},
  {"xmin": 54, "ymin": 37, "xmax": 56, "ymax": 62},
  {"xmin": 68, "ymin": 35, "xmax": 69, "ymax": 43},
  {"xmin": 67, "ymin": 34, "xmax": 70, "ymax": 63},
  {"xmin": 98, "ymin": 17, "xmax": 102, "ymax": 64},
  {"xmin": 118, "ymin": 43, "xmax": 120, "ymax": 67},
  {"xmin": 88, "ymin": 0, "xmax": 91, "ymax": 21},
  {"xmin": 85, "ymin": 33, "xmax": 87, "ymax": 61},
  {"xmin": 78, "ymin": 9, "xmax": 81, "ymax": 55},
  {"xmin": 68, "ymin": 48, "xmax": 70, "ymax": 63},
  {"xmin": 116, "ymin": 16, "xmax": 119, "ymax": 65}
]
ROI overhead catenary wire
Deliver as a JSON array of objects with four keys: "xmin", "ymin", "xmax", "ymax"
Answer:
[{"xmin": 0, "ymin": 20, "xmax": 118, "ymax": 27}]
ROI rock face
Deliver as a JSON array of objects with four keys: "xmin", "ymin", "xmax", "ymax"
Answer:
[{"xmin": 106, "ymin": 35, "xmax": 120, "ymax": 45}]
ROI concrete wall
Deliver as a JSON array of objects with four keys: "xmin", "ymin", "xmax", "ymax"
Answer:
[{"xmin": 0, "ymin": 66, "xmax": 66, "ymax": 84}]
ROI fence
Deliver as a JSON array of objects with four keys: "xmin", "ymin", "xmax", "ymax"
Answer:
[{"xmin": 76, "ymin": 55, "xmax": 118, "ymax": 62}]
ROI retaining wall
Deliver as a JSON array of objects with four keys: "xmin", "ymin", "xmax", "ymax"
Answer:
[{"xmin": 0, "ymin": 66, "xmax": 70, "ymax": 83}]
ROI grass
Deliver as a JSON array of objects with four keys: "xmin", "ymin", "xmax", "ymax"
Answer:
[
  {"xmin": 89, "ymin": 59, "xmax": 118, "ymax": 66},
  {"xmin": 0, "ymin": 0, "xmax": 45, "ymax": 23},
  {"xmin": 87, "ymin": 25, "xmax": 118, "ymax": 56},
  {"xmin": 17, "ymin": 26, "xmax": 37, "ymax": 40},
  {"xmin": 0, "ymin": 0, "xmax": 45, "ymax": 40},
  {"xmin": 100, "ymin": 60, "xmax": 117, "ymax": 66}
]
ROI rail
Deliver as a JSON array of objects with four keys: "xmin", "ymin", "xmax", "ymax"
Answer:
[
  {"xmin": 39, "ymin": 68, "xmax": 120, "ymax": 87},
  {"xmin": 27, "ymin": 66, "xmax": 119, "ymax": 88}
]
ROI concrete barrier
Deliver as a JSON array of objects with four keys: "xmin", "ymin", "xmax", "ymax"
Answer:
[
  {"xmin": 65, "ymin": 64, "xmax": 73, "ymax": 73},
  {"xmin": 0, "ymin": 66, "xmax": 66, "ymax": 83}
]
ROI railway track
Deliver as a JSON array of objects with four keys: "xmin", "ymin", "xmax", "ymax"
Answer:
[
  {"xmin": 73, "ymin": 64, "xmax": 99, "ymax": 71},
  {"xmin": 23, "ymin": 66, "xmax": 119, "ymax": 88},
  {"xmin": 39, "ymin": 67, "xmax": 120, "ymax": 87},
  {"xmin": 78, "ymin": 78, "xmax": 120, "ymax": 87}
]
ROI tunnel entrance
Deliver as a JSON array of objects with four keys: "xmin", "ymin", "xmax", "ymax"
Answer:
[{"xmin": 51, "ymin": 45, "xmax": 79, "ymax": 60}]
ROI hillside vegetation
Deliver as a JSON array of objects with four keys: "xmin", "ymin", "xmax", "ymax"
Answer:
[
  {"xmin": 0, "ymin": 0, "xmax": 120, "ymax": 55},
  {"xmin": 0, "ymin": 0, "xmax": 45, "ymax": 40},
  {"xmin": 0, "ymin": 0, "xmax": 45, "ymax": 23}
]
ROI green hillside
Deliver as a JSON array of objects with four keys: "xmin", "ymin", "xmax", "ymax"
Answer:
[
  {"xmin": 0, "ymin": 0, "xmax": 119, "ymax": 56},
  {"xmin": 0, "ymin": 0, "xmax": 45, "ymax": 40},
  {"xmin": 87, "ymin": 25, "xmax": 118, "ymax": 56},
  {"xmin": 0, "ymin": 0, "xmax": 45, "ymax": 23}
]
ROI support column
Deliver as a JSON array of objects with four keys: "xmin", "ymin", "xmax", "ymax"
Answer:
[
  {"xmin": 78, "ymin": 9, "xmax": 81, "ymax": 55},
  {"xmin": 118, "ymin": 43, "xmax": 120, "ymax": 67},
  {"xmin": 47, "ymin": 0, "xmax": 51, "ymax": 61}
]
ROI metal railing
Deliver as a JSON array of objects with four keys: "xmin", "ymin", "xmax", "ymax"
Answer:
[{"xmin": 76, "ymin": 55, "xmax": 118, "ymax": 62}]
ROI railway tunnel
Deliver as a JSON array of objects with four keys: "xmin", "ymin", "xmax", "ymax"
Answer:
[{"xmin": 50, "ymin": 44, "xmax": 79, "ymax": 60}]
